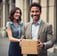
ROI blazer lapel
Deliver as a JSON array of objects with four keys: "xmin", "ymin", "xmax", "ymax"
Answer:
[{"xmin": 37, "ymin": 20, "xmax": 44, "ymax": 39}]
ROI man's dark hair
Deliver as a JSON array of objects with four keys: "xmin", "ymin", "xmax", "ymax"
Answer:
[{"xmin": 29, "ymin": 3, "xmax": 42, "ymax": 12}]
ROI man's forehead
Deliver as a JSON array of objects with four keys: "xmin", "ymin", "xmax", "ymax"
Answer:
[{"xmin": 31, "ymin": 6, "xmax": 40, "ymax": 10}]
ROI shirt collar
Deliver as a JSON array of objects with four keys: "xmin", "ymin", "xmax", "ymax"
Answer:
[{"xmin": 32, "ymin": 19, "xmax": 41, "ymax": 25}]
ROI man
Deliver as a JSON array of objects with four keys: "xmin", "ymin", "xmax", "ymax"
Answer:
[{"xmin": 22, "ymin": 3, "xmax": 55, "ymax": 56}]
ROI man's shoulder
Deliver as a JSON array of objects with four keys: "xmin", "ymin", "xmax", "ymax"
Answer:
[
  {"xmin": 41, "ymin": 20, "xmax": 52, "ymax": 26},
  {"xmin": 24, "ymin": 22, "xmax": 31, "ymax": 26},
  {"xmin": 40, "ymin": 20, "xmax": 52, "ymax": 30},
  {"xmin": 23, "ymin": 22, "xmax": 31, "ymax": 29}
]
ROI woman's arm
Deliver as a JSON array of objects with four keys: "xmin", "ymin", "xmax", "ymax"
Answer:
[{"xmin": 7, "ymin": 27, "xmax": 21, "ymax": 42}]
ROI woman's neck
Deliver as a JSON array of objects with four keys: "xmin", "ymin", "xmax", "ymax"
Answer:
[
  {"xmin": 13, "ymin": 20, "xmax": 19, "ymax": 27},
  {"xmin": 13, "ymin": 19, "xmax": 18, "ymax": 23}
]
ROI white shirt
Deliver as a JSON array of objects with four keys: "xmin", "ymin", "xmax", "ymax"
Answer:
[{"xmin": 32, "ymin": 19, "xmax": 41, "ymax": 40}]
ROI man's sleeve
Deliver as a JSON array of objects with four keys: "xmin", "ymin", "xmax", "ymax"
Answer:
[{"xmin": 43, "ymin": 25, "xmax": 55, "ymax": 49}]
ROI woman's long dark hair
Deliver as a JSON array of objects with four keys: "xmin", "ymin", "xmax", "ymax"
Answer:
[{"xmin": 8, "ymin": 7, "xmax": 22, "ymax": 22}]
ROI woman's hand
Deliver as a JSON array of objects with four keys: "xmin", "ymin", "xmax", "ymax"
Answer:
[{"xmin": 18, "ymin": 39, "xmax": 22, "ymax": 47}]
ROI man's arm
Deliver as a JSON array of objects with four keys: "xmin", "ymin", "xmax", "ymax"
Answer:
[{"xmin": 43, "ymin": 25, "xmax": 55, "ymax": 49}]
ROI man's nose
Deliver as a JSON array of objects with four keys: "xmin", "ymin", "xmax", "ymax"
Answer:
[{"xmin": 33, "ymin": 12, "xmax": 36, "ymax": 15}]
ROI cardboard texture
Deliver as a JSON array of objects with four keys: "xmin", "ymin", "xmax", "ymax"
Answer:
[{"xmin": 21, "ymin": 39, "xmax": 40, "ymax": 54}]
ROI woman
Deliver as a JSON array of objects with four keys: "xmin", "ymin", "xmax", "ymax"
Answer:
[{"xmin": 6, "ymin": 7, "xmax": 23, "ymax": 56}]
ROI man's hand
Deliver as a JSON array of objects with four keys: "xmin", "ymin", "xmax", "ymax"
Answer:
[{"xmin": 37, "ymin": 40, "xmax": 44, "ymax": 50}]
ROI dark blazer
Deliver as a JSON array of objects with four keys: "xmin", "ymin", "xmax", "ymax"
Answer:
[{"xmin": 22, "ymin": 20, "xmax": 55, "ymax": 56}]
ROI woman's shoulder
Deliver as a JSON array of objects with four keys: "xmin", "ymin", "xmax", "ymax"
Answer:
[
  {"xmin": 6, "ymin": 21, "xmax": 13, "ymax": 27},
  {"xmin": 7, "ymin": 21, "xmax": 13, "ymax": 24},
  {"xmin": 6, "ymin": 21, "xmax": 13, "ymax": 25}
]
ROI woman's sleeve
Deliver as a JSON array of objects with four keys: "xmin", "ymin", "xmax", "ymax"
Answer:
[{"xmin": 6, "ymin": 22, "xmax": 11, "ymax": 28}]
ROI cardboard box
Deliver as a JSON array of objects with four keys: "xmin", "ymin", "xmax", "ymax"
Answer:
[{"xmin": 21, "ymin": 39, "xmax": 40, "ymax": 54}]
